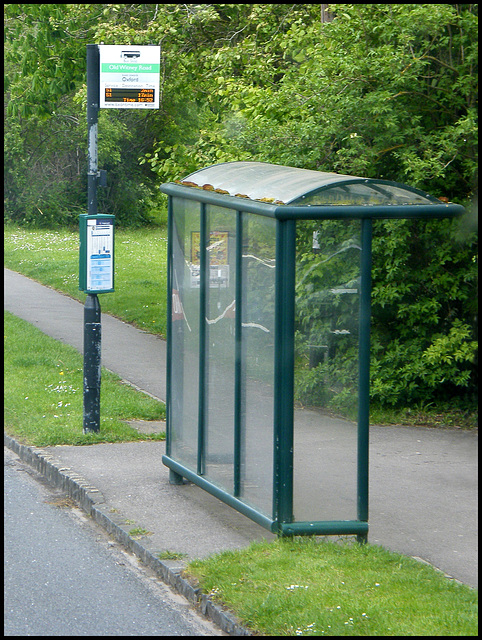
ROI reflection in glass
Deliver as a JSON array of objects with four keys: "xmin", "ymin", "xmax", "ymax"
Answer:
[
  {"xmin": 170, "ymin": 197, "xmax": 201, "ymax": 470},
  {"xmin": 239, "ymin": 213, "xmax": 276, "ymax": 517},
  {"xmin": 204, "ymin": 206, "xmax": 237, "ymax": 490},
  {"xmin": 293, "ymin": 220, "xmax": 361, "ymax": 521}
]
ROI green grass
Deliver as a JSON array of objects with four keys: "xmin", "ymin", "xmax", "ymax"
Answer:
[
  {"xmin": 128, "ymin": 527, "xmax": 153, "ymax": 539},
  {"xmin": 4, "ymin": 224, "xmax": 168, "ymax": 336},
  {"xmin": 4, "ymin": 311, "xmax": 165, "ymax": 446},
  {"xmin": 186, "ymin": 537, "xmax": 477, "ymax": 636}
]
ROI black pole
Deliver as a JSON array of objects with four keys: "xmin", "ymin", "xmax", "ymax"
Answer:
[
  {"xmin": 84, "ymin": 45, "xmax": 101, "ymax": 433},
  {"xmin": 87, "ymin": 44, "xmax": 99, "ymax": 216},
  {"xmin": 83, "ymin": 293, "xmax": 101, "ymax": 433}
]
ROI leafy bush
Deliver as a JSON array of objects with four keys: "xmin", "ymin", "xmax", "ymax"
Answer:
[{"xmin": 370, "ymin": 217, "xmax": 478, "ymax": 407}]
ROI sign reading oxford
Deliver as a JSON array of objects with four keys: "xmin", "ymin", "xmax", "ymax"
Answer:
[{"xmin": 99, "ymin": 45, "xmax": 160, "ymax": 109}]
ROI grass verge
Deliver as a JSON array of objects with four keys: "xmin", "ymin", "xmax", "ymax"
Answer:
[
  {"xmin": 4, "ymin": 311, "xmax": 165, "ymax": 446},
  {"xmin": 186, "ymin": 537, "xmax": 477, "ymax": 636},
  {"xmin": 4, "ymin": 224, "xmax": 168, "ymax": 336}
]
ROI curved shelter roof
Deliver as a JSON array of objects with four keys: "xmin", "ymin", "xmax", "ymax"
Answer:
[{"xmin": 181, "ymin": 161, "xmax": 443, "ymax": 206}]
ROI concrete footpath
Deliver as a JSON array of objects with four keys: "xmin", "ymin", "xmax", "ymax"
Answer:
[{"xmin": 4, "ymin": 268, "xmax": 478, "ymax": 601}]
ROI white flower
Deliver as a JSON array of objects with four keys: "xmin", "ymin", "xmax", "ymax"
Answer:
[{"xmin": 286, "ymin": 584, "xmax": 309, "ymax": 590}]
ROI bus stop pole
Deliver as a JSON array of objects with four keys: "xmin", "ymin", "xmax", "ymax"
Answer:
[
  {"xmin": 83, "ymin": 44, "xmax": 101, "ymax": 433},
  {"xmin": 87, "ymin": 43, "xmax": 99, "ymax": 218},
  {"xmin": 83, "ymin": 294, "xmax": 101, "ymax": 433}
]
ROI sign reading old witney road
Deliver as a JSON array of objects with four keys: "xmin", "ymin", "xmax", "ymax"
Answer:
[{"xmin": 99, "ymin": 45, "xmax": 160, "ymax": 109}]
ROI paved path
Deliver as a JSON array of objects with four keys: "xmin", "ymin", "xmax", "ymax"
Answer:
[{"xmin": 4, "ymin": 268, "xmax": 478, "ymax": 588}]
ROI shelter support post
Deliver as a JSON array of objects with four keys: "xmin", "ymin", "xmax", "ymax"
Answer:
[{"xmin": 357, "ymin": 217, "xmax": 372, "ymax": 542}]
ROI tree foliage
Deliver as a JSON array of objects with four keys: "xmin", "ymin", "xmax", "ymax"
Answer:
[
  {"xmin": 4, "ymin": 3, "xmax": 478, "ymax": 409},
  {"xmin": 202, "ymin": 3, "xmax": 477, "ymax": 199}
]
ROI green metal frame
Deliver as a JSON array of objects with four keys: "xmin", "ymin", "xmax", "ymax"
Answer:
[
  {"xmin": 234, "ymin": 210, "xmax": 243, "ymax": 498},
  {"xmin": 161, "ymin": 181, "xmax": 464, "ymax": 538},
  {"xmin": 273, "ymin": 218, "xmax": 296, "ymax": 530}
]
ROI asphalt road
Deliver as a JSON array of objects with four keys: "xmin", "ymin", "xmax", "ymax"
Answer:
[{"xmin": 4, "ymin": 447, "xmax": 224, "ymax": 637}]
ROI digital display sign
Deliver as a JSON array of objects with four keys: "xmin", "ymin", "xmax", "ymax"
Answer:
[{"xmin": 104, "ymin": 88, "xmax": 155, "ymax": 103}]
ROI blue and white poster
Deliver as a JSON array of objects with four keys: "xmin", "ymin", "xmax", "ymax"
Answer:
[{"xmin": 86, "ymin": 218, "xmax": 114, "ymax": 291}]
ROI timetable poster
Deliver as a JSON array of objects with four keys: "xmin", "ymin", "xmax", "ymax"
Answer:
[
  {"xmin": 86, "ymin": 219, "xmax": 114, "ymax": 291},
  {"xmin": 190, "ymin": 231, "xmax": 229, "ymax": 288}
]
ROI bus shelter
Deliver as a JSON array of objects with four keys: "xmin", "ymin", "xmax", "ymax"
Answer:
[{"xmin": 160, "ymin": 161, "xmax": 463, "ymax": 538}]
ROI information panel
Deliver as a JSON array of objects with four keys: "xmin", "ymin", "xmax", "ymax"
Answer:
[
  {"xmin": 86, "ymin": 219, "xmax": 114, "ymax": 291},
  {"xmin": 79, "ymin": 214, "xmax": 115, "ymax": 293},
  {"xmin": 99, "ymin": 45, "xmax": 160, "ymax": 109}
]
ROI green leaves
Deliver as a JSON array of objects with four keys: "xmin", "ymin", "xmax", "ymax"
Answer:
[
  {"xmin": 369, "ymin": 216, "xmax": 477, "ymax": 406},
  {"xmin": 370, "ymin": 318, "xmax": 477, "ymax": 407},
  {"xmin": 4, "ymin": 3, "xmax": 477, "ymax": 410}
]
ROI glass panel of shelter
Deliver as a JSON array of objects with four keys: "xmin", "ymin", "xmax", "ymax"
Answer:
[
  {"xmin": 239, "ymin": 213, "xmax": 276, "ymax": 518},
  {"xmin": 293, "ymin": 219, "xmax": 361, "ymax": 522},
  {"xmin": 170, "ymin": 197, "xmax": 201, "ymax": 470},
  {"xmin": 171, "ymin": 203, "xmax": 276, "ymax": 519},
  {"xmin": 203, "ymin": 205, "xmax": 237, "ymax": 491}
]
